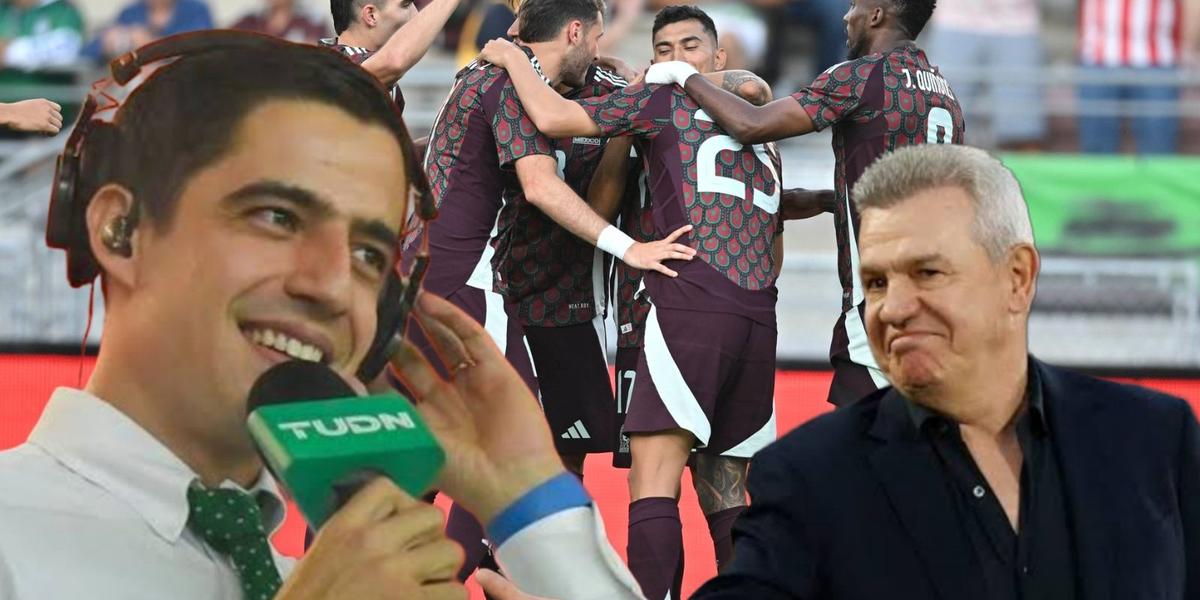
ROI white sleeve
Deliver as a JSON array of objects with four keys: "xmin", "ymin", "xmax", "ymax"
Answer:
[
  {"xmin": 494, "ymin": 506, "xmax": 645, "ymax": 600},
  {"xmin": 4, "ymin": 29, "xmax": 82, "ymax": 71}
]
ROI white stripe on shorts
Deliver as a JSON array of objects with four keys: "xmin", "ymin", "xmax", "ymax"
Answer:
[
  {"xmin": 721, "ymin": 404, "xmax": 777, "ymax": 458},
  {"xmin": 845, "ymin": 302, "xmax": 891, "ymax": 389},
  {"xmin": 643, "ymin": 305, "xmax": 712, "ymax": 446}
]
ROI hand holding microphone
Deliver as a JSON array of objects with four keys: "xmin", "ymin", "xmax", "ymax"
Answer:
[
  {"xmin": 244, "ymin": 360, "xmax": 465, "ymax": 599},
  {"xmin": 276, "ymin": 477, "xmax": 465, "ymax": 600}
]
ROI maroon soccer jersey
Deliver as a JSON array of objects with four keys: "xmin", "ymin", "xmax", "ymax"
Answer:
[
  {"xmin": 318, "ymin": 37, "xmax": 405, "ymax": 113},
  {"xmin": 792, "ymin": 43, "xmax": 965, "ymax": 313},
  {"xmin": 492, "ymin": 65, "xmax": 634, "ymax": 327},
  {"xmin": 411, "ymin": 49, "xmax": 558, "ymax": 299},
  {"xmin": 579, "ymin": 83, "xmax": 782, "ymax": 327}
]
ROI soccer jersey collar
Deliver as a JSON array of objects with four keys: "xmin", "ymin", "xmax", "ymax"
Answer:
[{"xmin": 517, "ymin": 44, "xmax": 552, "ymax": 85}]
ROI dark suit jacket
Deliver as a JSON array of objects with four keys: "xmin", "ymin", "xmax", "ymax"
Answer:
[{"xmin": 693, "ymin": 359, "xmax": 1200, "ymax": 599}]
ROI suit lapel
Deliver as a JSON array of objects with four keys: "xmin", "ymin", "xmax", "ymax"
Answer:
[
  {"xmin": 866, "ymin": 389, "xmax": 985, "ymax": 600},
  {"xmin": 1038, "ymin": 360, "xmax": 1117, "ymax": 600}
]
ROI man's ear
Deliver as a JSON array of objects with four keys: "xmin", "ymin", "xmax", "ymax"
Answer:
[
  {"xmin": 713, "ymin": 47, "xmax": 727, "ymax": 71},
  {"xmin": 85, "ymin": 183, "xmax": 140, "ymax": 290},
  {"xmin": 869, "ymin": 5, "xmax": 886, "ymax": 28},
  {"xmin": 361, "ymin": 2, "xmax": 378, "ymax": 28},
  {"xmin": 566, "ymin": 20, "xmax": 583, "ymax": 45},
  {"xmin": 1007, "ymin": 244, "xmax": 1040, "ymax": 315}
]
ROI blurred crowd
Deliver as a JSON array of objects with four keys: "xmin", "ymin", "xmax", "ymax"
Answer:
[{"xmin": 1, "ymin": 0, "xmax": 1198, "ymax": 152}]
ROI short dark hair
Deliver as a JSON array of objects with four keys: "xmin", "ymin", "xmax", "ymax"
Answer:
[
  {"xmin": 892, "ymin": 0, "xmax": 936, "ymax": 38},
  {"xmin": 80, "ymin": 40, "xmax": 414, "ymax": 231},
  {"xmin": 517, "ymin": 0, "xmax": 604, "ymax": 44},
  {"xmin": 651, "ymin": 5, "xmax": 718, "ymax": 45},
  {"xmin": 330, "ymin": 0, "xmax": 369, "ymax": 34}
]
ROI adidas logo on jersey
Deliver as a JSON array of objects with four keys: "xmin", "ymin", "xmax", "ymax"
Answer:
[{"xmin": 561, "ymin": 420, "xmax": 591, "ymax": 439}]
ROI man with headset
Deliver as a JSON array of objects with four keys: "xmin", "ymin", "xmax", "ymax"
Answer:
[{"xmin": 0, "ymin": 32, "xmax": 640, "ymax": 599}]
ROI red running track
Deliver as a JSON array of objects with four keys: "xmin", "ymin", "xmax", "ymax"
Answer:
[{"xmin": 1, "ymin": 355, "xmax": 1198, "ymax": 598}]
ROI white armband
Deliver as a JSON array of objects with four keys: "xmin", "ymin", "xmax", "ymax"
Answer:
[{"xmin": 597, "ymin": 225, "xmax": 636, "ymax": 260}]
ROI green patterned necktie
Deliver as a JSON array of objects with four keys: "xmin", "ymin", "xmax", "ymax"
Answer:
[{"xmin": 186, "ymin": 486, "xmax": 283, "ymax": 600}]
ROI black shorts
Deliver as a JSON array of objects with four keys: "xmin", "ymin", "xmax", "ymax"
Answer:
[
  {"xmin": 524, "ymin": 317, "xmax": 616, "ymax": 454},
  {"xmin": 611, "ymin": 346, "xmax": 640, "ymax": 468}
]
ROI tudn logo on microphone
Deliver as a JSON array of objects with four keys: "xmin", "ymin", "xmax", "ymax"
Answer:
[{"xmin": 278, "ymin": 413, "xmax": 416, "ymax": 440}]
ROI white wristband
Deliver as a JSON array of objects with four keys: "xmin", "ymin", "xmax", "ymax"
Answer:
[{"xmin": 596, "ymin": 225, "xmax": 636, "ymax": 260}]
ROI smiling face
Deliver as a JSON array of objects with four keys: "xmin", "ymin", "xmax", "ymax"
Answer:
[
  {"xmin": 118, "ymin": 99, "xmax": 407, "ymax": 453},
  {"xmin": 858, "ymin": 186, "xmax": 1016, "ymax": 398},
  {"xmin": 651, "ymin": 18, "xmax": 725, "ymax": 73}
]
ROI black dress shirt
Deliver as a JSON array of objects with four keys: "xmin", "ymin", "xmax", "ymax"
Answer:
[{"xmin": 906, "ymin": 364, "xmax": 1079, "ymax": 600}]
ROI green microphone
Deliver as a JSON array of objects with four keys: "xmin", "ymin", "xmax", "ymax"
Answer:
[{"xmin": 246, "ymin": 360, "xmax": 445, "ymax": 528}]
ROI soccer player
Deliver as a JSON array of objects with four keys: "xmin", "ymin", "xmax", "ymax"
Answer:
[
  {"xmin": 415, "ymin": 0, "xmax": 692, "ymax": 585},
  {"xmin": 323, "ymin": 0, "xmax": 464, "ymax": 109},
  {"xmin": 480, "ymin": 10, "xmax": 783, "ymax": 596},
  {"xmin": 494, "ymin": 63, "xmax": 635, "ymax": 469},
  {"xmin": 645, "ymin": 0, "xmax": 965, "ymax": 407}
]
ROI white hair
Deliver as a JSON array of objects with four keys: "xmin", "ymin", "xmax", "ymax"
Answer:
[{"xmin": 852, "ymin": 145, "xmax": 1034, "ymax": 260}]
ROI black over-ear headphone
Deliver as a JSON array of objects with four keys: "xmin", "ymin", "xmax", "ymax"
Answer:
[{"xmin": 44, "ymin": 30, "xmax": 438, "ymax": 383}]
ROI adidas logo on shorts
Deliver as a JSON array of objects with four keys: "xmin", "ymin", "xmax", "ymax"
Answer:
[{"xmin": 560, "ymin": 420, "xmax": 591, "ymax": 439}]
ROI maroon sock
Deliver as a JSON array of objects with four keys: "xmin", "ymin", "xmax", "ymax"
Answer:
[
  {"xmin": 445, "ymin": 502, "xmax": 489, "ymax": 582},
  {"xmin": 704, "ymin": 506, "xmax": 745, "ymax": 572},
  {"xmin": 627, "ymin": 497, "xmax": 683, "ymax": 600}
]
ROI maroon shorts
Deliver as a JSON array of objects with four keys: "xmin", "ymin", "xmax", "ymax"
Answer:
[
  {"xmin": 624, "ymin": 306, "xmax": 777, "ymax": 457},
  {"xmin": 524, "ymin": 318, "xmax": 615, "ymax": 454},
  {"xmin": 399, "ymin": 286, "xmax": 538, "ymax": 395}
]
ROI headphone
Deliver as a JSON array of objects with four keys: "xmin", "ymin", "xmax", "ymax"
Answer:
[{"xmin": 45, "ymin": 30, "xmax": 438, "ymax": 384}]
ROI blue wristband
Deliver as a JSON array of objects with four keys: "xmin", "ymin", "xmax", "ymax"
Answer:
[{"xmin": 486, "ymin": 472, "xmax": 592, "ymax": 547}]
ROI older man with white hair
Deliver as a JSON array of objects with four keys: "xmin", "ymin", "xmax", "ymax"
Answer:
[{"xmin": 687, "ymin": 144, "xmax": 1200, "ymax": 599}]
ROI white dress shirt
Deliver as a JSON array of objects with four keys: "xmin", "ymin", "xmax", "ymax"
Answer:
[{"xmin": 0, "ymin": 388, "xmax": 294, "ymax": 600}]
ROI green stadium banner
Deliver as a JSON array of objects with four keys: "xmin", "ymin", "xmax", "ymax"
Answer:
[{"xmin": 1002, "ymin": 154, "xmax": 1200, "ymax": 257}]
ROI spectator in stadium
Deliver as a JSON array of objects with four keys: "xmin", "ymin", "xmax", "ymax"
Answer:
[
  {"xmin": 0, "ymin": 97, "xmax": 61, "ymax": 133},
  {"xmin": 322, "ymin": 0, "xmax": 464, "ymax": 112},
  {"xmin": 784, "ymin": 0, "xmax": 850, "ymax": 76},
  {"xmin": 1076, "ymin": 0, "xmax": 1188, "ymax": 154},
  {"xmin": 454, "ymin": 0, "xmax": 513, "ymax": 66},
  {"xmin": 0, "ymin": 0, "xmax": 84, "ymax": 72},
  {"xmin": 925, "ymin": 0, "xmax": 1046, "ymax": 150},
  {"xmin": 82, "ymin": 0, "xmax": 214, "ymax": 62},
  {"xmin": 231, "ymin": 0, "xmax": 328, "ymax": 44},
  {"xmin": 0, "ymin": 31, "xmax": 639, "ymax": 600}
]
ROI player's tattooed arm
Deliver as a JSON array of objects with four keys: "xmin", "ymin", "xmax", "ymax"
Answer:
[
  {"xmin": 682, "ymin": 72, "xmax": 815, "ymax": 144},
  {"xmin": 478, "ymin": 39, "xmax": 602, "ymax": 138},
  {"xmin": 587, "ymin": 137, "xmax": 635, "ymax": 221},
  {"xmin": 700, "ymin": 70, "xmax": 772, "ymax": 106},
  {"xmin": 781, "ymin": 188, "xmax": 837, "ymax": 220},
  {"xmin": 692, "ymin": 454, "xmax": 750, "ymax": 514}
]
